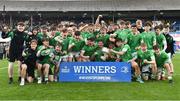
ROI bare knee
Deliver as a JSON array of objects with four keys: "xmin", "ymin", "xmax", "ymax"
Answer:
[
  {"xmin": 38, "ymin": 64, "xmax": 42, "ymax": 70},
  {"xmin": 164, "ymin": 63, "xmax": 169, "ymax": 68},
  {"xmin": 21, "ymin": 64, "xmax": 27, "ymax": 71},
  {"xmin": 131, "ymin": 61, "xmax": 138, "ymax": 69},
  {"xmin": 43, "ymin": 64, "xmax": 50, "ymax": 70}
]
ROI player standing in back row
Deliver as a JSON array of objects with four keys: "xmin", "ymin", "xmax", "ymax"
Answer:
[{"xmin": 2, "ymin": 22, "xmax": 28, "ymax": 84}]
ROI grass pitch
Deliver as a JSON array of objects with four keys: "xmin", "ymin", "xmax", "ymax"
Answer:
[{"xmin": 0, "ymin": 54, "xmax": 180, "ymax": 100}]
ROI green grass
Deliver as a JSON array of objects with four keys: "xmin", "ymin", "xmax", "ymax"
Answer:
[{"xmin": 0, "ymin": 54, "xmax": 180, "ymax": 100}]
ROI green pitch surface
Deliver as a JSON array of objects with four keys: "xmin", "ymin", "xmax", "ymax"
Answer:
[{"xmin": 0, "ymin": 54, "xmax": 180, "ymax": 100}]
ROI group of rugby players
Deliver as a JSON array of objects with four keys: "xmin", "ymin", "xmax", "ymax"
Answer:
[{"xmin": 1, "ymin": 15, "xmax": 175, "ymax": 86}]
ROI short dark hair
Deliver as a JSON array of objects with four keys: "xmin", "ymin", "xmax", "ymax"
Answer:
[
  {"xmin": 17, "ymin": 22, "xmax": 25, "ymax": 26},
  {"xmin": 108, "ymin": 41, "xmax": 115, "ymax": 48},
  {"xmin": 50, "ymin": 26, "xmax": 57, "ymax": 31},
  {"xmin": 62, "ymin": 28, "xmax": 68, "ymax": 33},
  {"xmin": 164, "ymin": 24, "xmax": 170, "ymax": 28},
  {"xmin": 74, "ymin": 31, "xmax": 81, "ymax": 36},
  {"xmin": 41, "ymin": 25, "xmax": 48, "ymax": 30},
  {"xmin": 115, "ymin": 38, "xmax": 123, "ymax": 43},
  {"xmin": 100, "ymin": 27, "xmax": 107, "ymax": 31},
  {"xmin": 119, "ymin": 20, "xmax": 125, "ymax": 25},
  {"xmin": 30, "ymin": 39, "xmax": 38, "ymax": 44},
  {"xmin": 78, "ymin": 23, "xmax": 85, "ymax": 28},
  {"xmin": 153, "ymin": 44, "xmax": 160, "ymax": 50},
  {"xmin": 69, "ymin": 24, "xmax": 77, "ymax": 27},
  {"xmin": 141, "ymin": 43, "xmax": 147, "ymax": 47},
  {"xmin": 87, "ymin": 37, "xmax": 95, "ymax": 41},
  {"xmin": 55, "ymin": 42, "xmax": 62, "ymax": 47},
  {"xmin": 144, "ymin": 21, "xmax": 152, "ymax": 27},
  {"xmin": 32, "ymin": 27, "xmax": 38, "ymax": 31},
  {"xmin": 125, "ymin": 21, "xmax": 131, "ymax": 25},
  {"xmin": 42, "ymin": 37, "xmax": 49, "ymax": 42},
  {"xmin": 131, "ymin": 23, "xmax": 137, "ymax": 27},
  {"xmin": 154, "ymin": 25, "xmax": 163, "ymax": 31},
  {"xmin": 88, "ymin": 23, "xmax": 94, "ymax": 26}
]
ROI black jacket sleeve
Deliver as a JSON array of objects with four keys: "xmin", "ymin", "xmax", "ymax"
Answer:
[
  {"xmin": 1, "ymin": 31, "xmax": 8, "ymax": 39},
  {"xmin": 172, "ymin": 40, "xmax": 175, "ymax": 55}
]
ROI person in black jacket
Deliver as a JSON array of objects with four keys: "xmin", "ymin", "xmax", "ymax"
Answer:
[
  {"xmin": 20, "ymin": 39, "xmax": 38, "ymax": 86},
  {"xmin": 0, "ymin": 43, "xmax": 4, "ymax": 60},
  {"xmin": 163, "ymin": 24, "xmax": 175, "ymax": 75},
  {"xmin": 163, "ymin": 25, "xmax": 175, "ymax": 57},
  {"xmin": 2, "ymin": 22, "xmax": 28, "ymax": 84}
]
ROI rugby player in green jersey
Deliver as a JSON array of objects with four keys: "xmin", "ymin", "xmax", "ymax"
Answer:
[
  {"xmin": 80, "ymin": 24, "xmax": 95, "ymax": 43},
  {"xmin": 67, "ymin": 27, "xmax": 74, "ymax": 37},
  {"xmin": 124, "ymin": 21, "xmax": 132, "ymax": 36},
  {"xmin": 54, "ymin": 29, "xmax": 72, "ymax": 61},
  {"xmin": 110, "ymin": 38, "xmax": 144, "ymax": 83},
  {"xmin": 80, "ymin": 37, "xmax": 98, "ymax": 61},
  {"xmin": 106, "ymin": 42, "xmax": 117, "ymax": 62},
  {"xmin": 95, "ymin": 27, "xmax": 110, "ymax": 47},
  {"xmin": 128, "ymin": 24, "xmax": 142, "ymax": 54},
  {"xmin": 154, "ymin": 25, "xmax": 167, "ymax": 51},
  {"xmin": 137, "ymin": 43, "xmax": 157, "ymax": 81},
  {"xmin": 49, "ymin": 26, "xmax": 60, "ymax": 47},
  {"xmin": 94, "ymin": 41, "xmax": 109, "ymax": 61},
  {"xmin": 37, "ymin": 25, "xmax": 50, "ymax": 46},
  {"xmin": 125, "ymin": 21, "xmax": 131, "ymax": 29},
  {"xmin": 114, "ymin": 20, "xmax": 130, "ymax": 43},
  {"xmin": 37, "ymin": 38, "xmax": 54, "ymax": 84},
  {"xmin": 153, "ymin": 45, "xmax": 173, "ymax": 83},
  {"xmin": 51, "ymin": 44, "xmax": 64, "ymax": 82},
  {"xmin": 141, "ymin": 21, "xmax": 156, "ymax": 50},
  {"xmin": 68, "ymin": 31, "xmax": 85, "ymax": 61}
]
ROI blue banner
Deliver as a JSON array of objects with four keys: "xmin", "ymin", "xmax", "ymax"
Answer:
[{"xmin": 59, "ymin": 62, "xmax": 131, "ymax": 82}]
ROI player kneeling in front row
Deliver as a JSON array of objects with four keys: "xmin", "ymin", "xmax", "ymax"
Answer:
[
  {"xmin": 137, "ymin": 43, "xmax": 157, "ymax": 81},
  {"xmin": 153, "ymin": 45, "xmax": 173, "ymax": 83},
  {"xmin": 51, "ymin": 44, "xmax": 64, "ymax": 82},
  {"xmin": 80, "ymin": 37, "xmax": 98, "ymax": 62},
  {"xmin": 68, "ymin": 31, "xmax": 85, "ymax": 62},
  {"xmin": 20, "ymin": 39, "xmax": 38, "ymax": 86},
  {"xmin": 110, "ymin": 38, "xmax": 144, "ymax": 83},
  {"xmin": 37, "ymin": 38, "xmax": 54, "ymax": 84}
]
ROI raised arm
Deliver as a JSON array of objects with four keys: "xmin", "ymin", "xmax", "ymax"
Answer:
[{"xmin": 95, "ymin": 15, "xmax": 102, "ymax": 25}]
